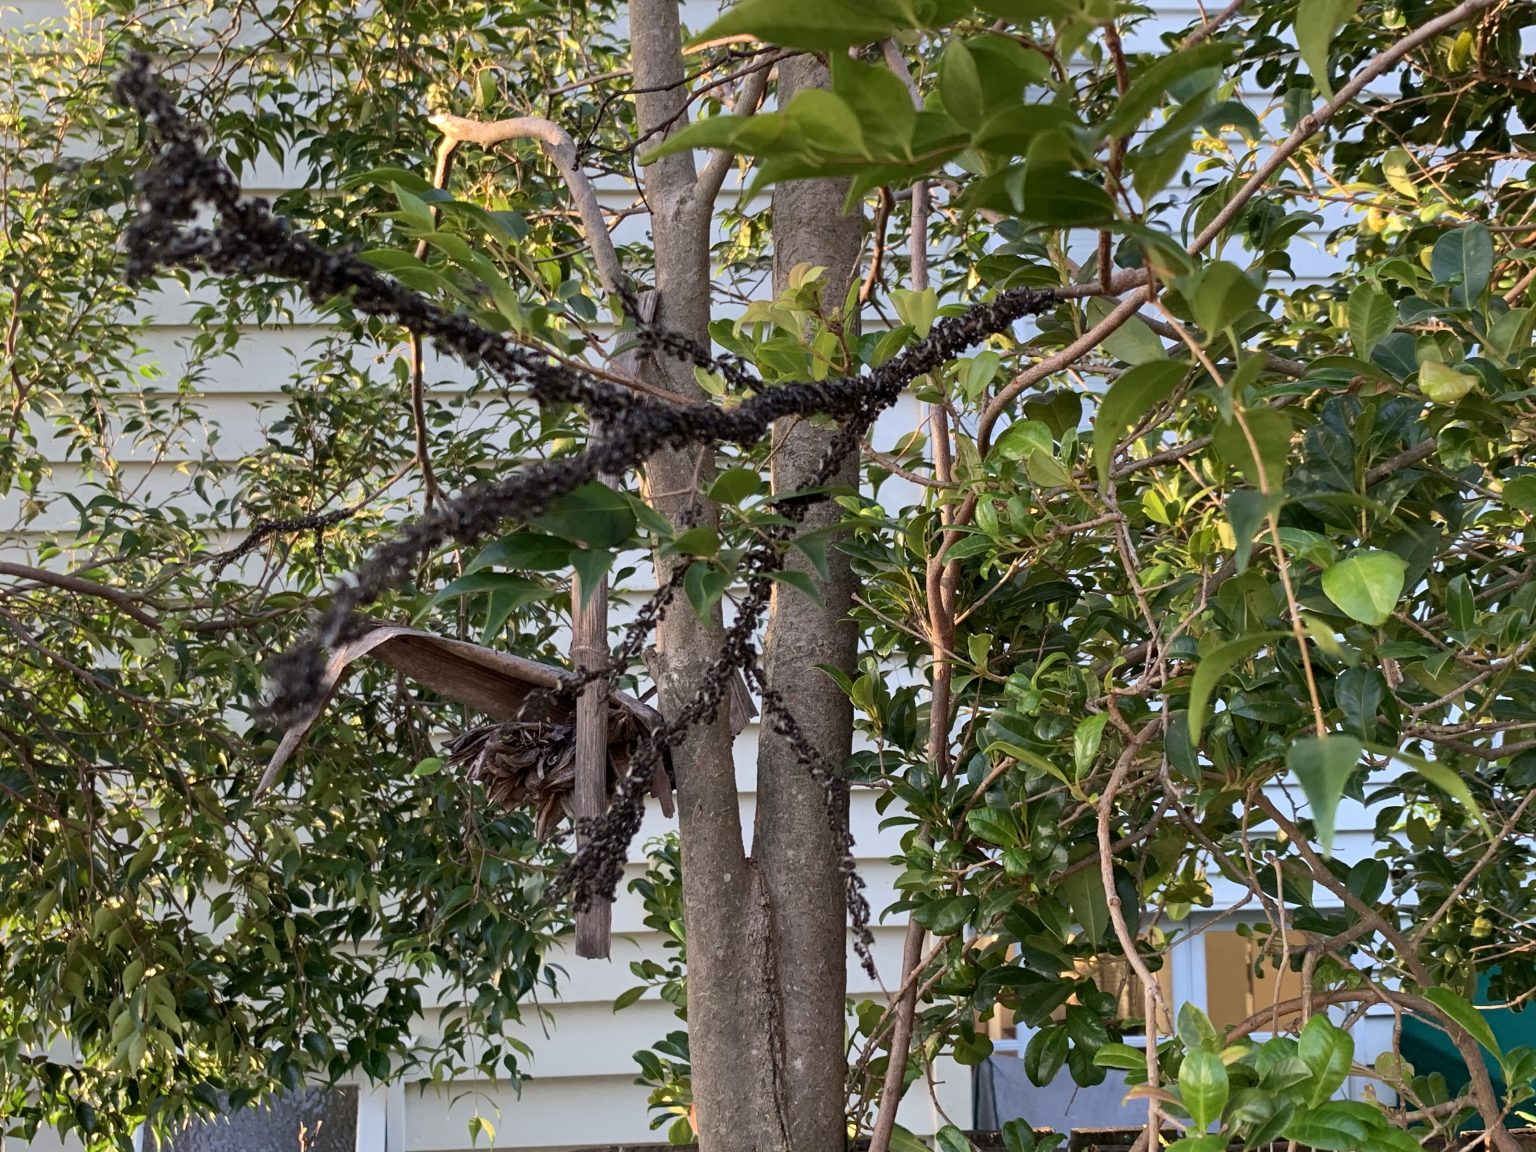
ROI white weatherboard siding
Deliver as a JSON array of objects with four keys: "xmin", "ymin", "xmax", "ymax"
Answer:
[{"xmin": 5, "ymin": 1, "xmax": 1389, "ymax": 1148}]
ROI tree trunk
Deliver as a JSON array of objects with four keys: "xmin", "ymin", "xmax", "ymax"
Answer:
[
  {"xmin": 754, "ymin": 53, "xmax": 865, "ymax": 1152},
  {"xmin": 627, "ymin": 5, "xmax": 783, "ymax": 1152},
  {"xmin": 629, "ymin": 11, "xmax": 864, "ymax": 1151}
]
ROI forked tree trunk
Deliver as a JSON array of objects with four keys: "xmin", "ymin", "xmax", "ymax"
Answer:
[{"xmin": 628, "ymin": 8, "xmax": 863, "ymax": 1152}]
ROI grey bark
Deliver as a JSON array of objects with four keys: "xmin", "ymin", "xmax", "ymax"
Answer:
[
  {"xmin": 754, "ymin": 53, "xmax": 865, "ymax": 1152},
  {"xmin": 627, "ymin": 4, "xmax": 772, "ymax": 1151},
  {"xmin": 628, "ymin": 11, "xmax": 863, "ymax": 1152}
]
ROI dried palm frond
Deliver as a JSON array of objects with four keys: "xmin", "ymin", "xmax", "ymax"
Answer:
[
  {"xmin": 444, "ymin": 694, "xmax": 665, "ymax": 840},
  {"xmin": 258, "ymin": 618, "xmax": 673, "ymax": 835}
]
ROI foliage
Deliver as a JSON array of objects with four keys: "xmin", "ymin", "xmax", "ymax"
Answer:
[{"xmin": 4, "ymin": 0, "xmax": 1536, "ymax": 1146}]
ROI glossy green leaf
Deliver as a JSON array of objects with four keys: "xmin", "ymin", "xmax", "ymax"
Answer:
[
  {"xmin": 533, "ymin": 482, "xmax": 637, "ymax": 549},
  {"xmin": 1178, "ymin": 1048, "xmax": 1229, "ymax": 1130},
  {"xmin": 1432, "ymin": 222, "xmax": 1494, "ymax": 306},
  {"xmin": 708, "ymin": 467, "xmax": 763, "ymax": 505},
  {"xmin": 1347, "ymin": 283, "xmax": 1394, "ymax": 359},
  {"xmin": 1024, "ymin": 1025, "xmax": 1069, "ymax": 1087},
  {"xmin": 1060, "ymin": 866, "xmax": 1110, "ymax": 945},
  {"xmin": 1073, "ymin": 712, "xmax": 1109, "ymax": 779},
  {"xmin": 1186, "ymin": 260, "xmax": 1260, "ymax": 335},
  {"xmin": 1321, "ymin": 550, "xmax": 1407, "ymax": 626},
  {"xmin": 1299, "ymin": 1014, "xmax": 1355, "ymax": 1106}
]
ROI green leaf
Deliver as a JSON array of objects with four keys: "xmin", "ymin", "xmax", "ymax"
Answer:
[
  {"xmin": 1432, "ymin": 223, "xmax": 1494, "ymax": 306},
  {"xmin": 916, "ymin": 894, "xmax": 978, "ymax": 935},
  {"xmin": 1105, "ymin": 42, "xmax": 1234, "ymax": 138},
  {"xmin": 1287, "ymin": 734, "xmax": 1363, "ymax": 856},
  {"xmin": 1186, "ymin": 260, "xmax": 1260, "ymax": 335},
  {"xmin": 684, "ymin": 562, "xmax": 732, "ymax": 622},
  {"xmin": 832, "ymin": 55, "xmax": 916, "ymax": 159},
  {"xmin": 612, "ymin": 985, "xmax": 646, "ymax": 1012},
  {"xmin": 1024, "ymin": 1025, "xmax": 1069, "ymax": 1087},
  {"xmin": 1088, "ymin": 298, "xmax": 1166, "ymax": 365},
  {"xmin": 786, "ymin": 89, "xmax": 867, "ymax": 158},
  {"xmin": 1073, "ymin": 712, "xmax": 1109, "ymax": 779},
  {"xmin": 413, "ymin": 757, "xmax": 443, "ymax": 777},
  {"xmin": 671, "ymin": 526, "xmax": 720, "ymax": 558},
  {"xmin": 1298, "ymin": 1014, "xmax": 1355, "ymax": 1106},
  {"xmin": 1188, "ymin": 632, "xmax": 1290, "ymax": 745},
  {"xmin": 1424, "ymin": 986, "xmax": 1504, "ymax": 1057},
  {"xmin": 533, "ymin": 482, "xmax": 637, "ymax": 549},
  {"xmin": 1282, "ymin": 1102, "xmax": 1377, "ymax": 1150},
  {"xmin": 1212, "ymin": 407, "xmax": 1291, "ymax": 493},
  {"xmin": 1093, "ymin": 1042, "xmax": 1147, "ymax": 1071},
  {"xmin": 938, "ymin": 40, "xmax": 986, "ymax": 130},
  {"xmin": 1178, "ymin": 1003, "xmax": 1220, "ymax": 1051},
  {"xmin": 467, "ymin": 531, "xmax": 573, "ymax": 573},
  {"xmin": 887, "ymin": 1126, "xmax": 933, "ymax": 1152},
  {"xmin": 1020, "ymin": 132, "xmax": 1116, "ymax": 225},
  {"xmin": 1488, "ymin": 306, "xmax": 1535, "ymax": 361},
  {"xmin": 1296, "ymin": 0, "xmax": 1360, "ymax": 97},
  {"xmin": 766, "ymin": 568, "xmax": 824, "ymax": 605},
  {"xmin": 689, "ymin": 0, "xmax": 907, "ymax": 52},
  {"xmin": 1504, "ymin": 475, "xmax": 1536, "ymax": 515},
  {"xmin": 1347, "ymin": 283, "xmax": 1395, "ymax": 359},
  {"xmin": 1380, "ymin": 147, "xmax": 1419, "ymax": 199},
  {"xmin": 1446, "ymin": 573, "xmax": 1475, "ymax": 631},
  {"xmin": 1179, "ymin": 1048, "xmax": 1230, "ymax": 1131},
  {"xmin": 708, "ymin": 466, "xmax": 763, "ymax": 505},
  {"xmin": 891, "ymin": 288, "xmax": 938, "ymax": 338},
  {"xmin": 570, "ymin": 548, "xmax": 614, "ymax": 608},
  {"xmin": 1093, "ymin": 360, "xmax": 1185, "ymax": 488},
  {"xmin": 1226, "ymin": 490, "xmax": 1285, "ymax": 572},
  {"xmin": 1060, "ymin": 866, "xmax": 1110, "ymax": 945},
  {"xmin": 936, "ymin": 1125, "xmax": 972, "ymax": 1152},
  {"xmin": 1419, "ymin": 359, "xmax": 1477, "ymax": 405},
  {"xmin": 995, "ymin": 419, "xmax": 1055, "ymax": 462},
  {"xmin": 1025, "ymin": 452, "xmax": 1073, "ymax": 488},
  {"xmin": 1321, "ymin": 550, "xmax": 1407, "ymax": 626}
]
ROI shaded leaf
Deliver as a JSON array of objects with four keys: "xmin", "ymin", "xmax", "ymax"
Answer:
[{"xmin": 1287, "ymin": 734, "xmax": 1363, "ymax": 856}]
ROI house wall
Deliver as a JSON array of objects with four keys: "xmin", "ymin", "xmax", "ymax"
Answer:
[{"xmin": 3, "ymin": 1, "xmax": 1386, "ymax": 1149}]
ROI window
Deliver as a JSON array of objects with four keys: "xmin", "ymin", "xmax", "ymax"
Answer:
[
  {"xmin": 1203, "ymin": 928, "xmax": 1309, "ymax": 1034},
  {"xmin": 158, "ymin": 1088, "xmax": 359, "ymax": 1152}
]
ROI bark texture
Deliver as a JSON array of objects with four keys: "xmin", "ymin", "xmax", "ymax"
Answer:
[
  {"xmin": 755, "ymin": 52, "xmax": 865, "ymax": 1152},
  {"xmin": 629, "ymin": 14, "xmax": 863, "ymax": 1152},
  {"xmin": 628, "ymin": 4, "xmax": 775, "ymax": 1151}
]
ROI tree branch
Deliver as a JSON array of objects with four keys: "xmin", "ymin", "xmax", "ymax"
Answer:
[
  {"xmin": 694, "ymin": 54, "xmax": 776, "ymax": 207},
  {"xmin": 0, "ymin": 562, "xmax": 163, "ymax": 631},
  {"xmin": 428, "ymin": 112, "xmax": 627, "ymax": 295},
  {"xmin": 1189, "ymin": 0, "xmax": 1500, "ymax": 255}
]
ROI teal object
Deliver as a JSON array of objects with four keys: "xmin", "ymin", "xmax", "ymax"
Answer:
[{"xmin": 1400, "ymin": 972, "xmax": 1535, "ymax": 1102}]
